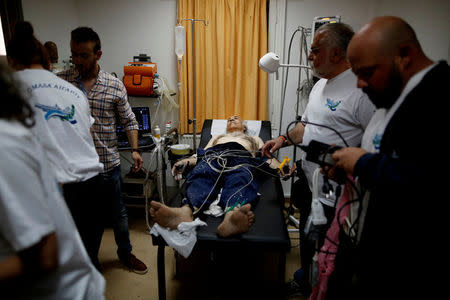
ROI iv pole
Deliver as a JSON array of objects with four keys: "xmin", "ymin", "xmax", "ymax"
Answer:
[
  {"xmin": 287, "ymin": 26, "xmax": 312, "ymax": 233},
  {"xmin": 178, "ymin": 18, "xmax": 208, "ymax": 153}
]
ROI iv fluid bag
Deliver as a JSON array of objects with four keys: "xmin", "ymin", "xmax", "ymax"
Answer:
[{"xmin": 175, "ymin": 25, "xmax": 185, "ymax": 60}]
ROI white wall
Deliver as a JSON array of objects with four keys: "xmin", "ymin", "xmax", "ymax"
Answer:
[
  {"xmin": 273, "ymin": 0, "xmax": 450, "ymax": 196},
  {"xmin": 72, "ymin": 0, "xmax": 177, "ymax": 84},
  {"xmin": 22, "ymin": 0, "xmax": 79, "ymax": 65}
]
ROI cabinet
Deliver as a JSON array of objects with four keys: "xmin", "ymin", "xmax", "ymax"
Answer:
[{"xmin": 122, "ymin": 176, "xmax": 155, "ymax": 205}]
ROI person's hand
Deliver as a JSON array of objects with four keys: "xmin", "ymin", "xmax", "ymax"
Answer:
[
  {"xmin": 171, "ymin": 160, "xmax": 187, "ymax": 181},
  {"xmin": 261, "ymin": 137, "xmax": 284, "ymax": 158},
  {"xmin": 131, "ymin": 151, "xmax": 143, "ymax": 172},
  {"xmin": 329, "ymin": 147, "xmax": 367, "ymax": 176},
  {"xmin": 278, "ymin": 161, "xmax": 295, "ymax": 181},
  {"xmin": 288, "ymin": 161, "xmax": 297, "ymax": 177}
]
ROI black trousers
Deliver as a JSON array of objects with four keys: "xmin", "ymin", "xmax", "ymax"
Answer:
[{"xmin": 63, "ymin": 175, "xmax": 104, "ymax": 270}]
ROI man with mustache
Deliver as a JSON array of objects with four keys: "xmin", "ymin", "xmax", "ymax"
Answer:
[
  {"xmin": 327, "ymin": 16, "xmax": 450, "ymax": 299},
  {"xmin": 261, "ymin": 22, "xmax": 375, "ymax": 298}
]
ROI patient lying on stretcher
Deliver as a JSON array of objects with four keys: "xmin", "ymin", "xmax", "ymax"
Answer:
[{"xmin": 150, "ymin": 116, "xmax": 281, "ymax": 237}]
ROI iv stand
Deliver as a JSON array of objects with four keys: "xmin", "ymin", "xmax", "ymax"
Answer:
[
  {"xmin": 179, "ymin": 18, "xmax": 208, "ymax": 153},
  {"xmin": 287, "ymin": 26, "xmax": 312, "ymax": 233}
]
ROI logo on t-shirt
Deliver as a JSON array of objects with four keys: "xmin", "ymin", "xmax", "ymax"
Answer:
[
  {"xmin": 325, "ymin": 98, "xmax": 341, "ymax": 111},
  {"xmin": 35, "ymin": 103, "xmax": 77, "ymax": 124},
  {"xmin": 373, "ymin": 133, "xmax": 382, "ymax": 150}
]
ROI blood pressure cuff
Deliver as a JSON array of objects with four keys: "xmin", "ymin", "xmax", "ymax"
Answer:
[{"xmin": 123, "ymin": 62, "xmax": 157, "ymax": 96}]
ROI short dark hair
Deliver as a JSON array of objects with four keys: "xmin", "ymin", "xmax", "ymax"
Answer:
[
  {"xmin": 7, "ymin": 21, "xmax": 50, "ymax": 69},
  {"xmin": 44, "ymin": 41, "xmax": 58, "ymax": 63},
  {"xmin": 71, "ymin": 27, "xmax": 101, "ymax": 53},
  {"xmin": 317, "ymin": 22, "xmax": 354, "ymax": 57},
  {"xmin": 0, "ymin": 63, "xmax": 35, "ymax": 127}
]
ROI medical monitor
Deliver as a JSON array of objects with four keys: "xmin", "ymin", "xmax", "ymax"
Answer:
[
  {"xmin": 311, "ymin": 16, "xmax": 341, "ymax": 44},
  {"xmin": 116, "ymin": 106, "xmax": 151, "ymax": 137}
]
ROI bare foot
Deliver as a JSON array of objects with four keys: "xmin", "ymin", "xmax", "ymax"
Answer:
[
  {"xmin": 150, "ymin": 201, "xmax": 193, "ymax": 230},
  {"xmin": 217, "ymin": 203, "xmax": 255, "ymax": 237}
]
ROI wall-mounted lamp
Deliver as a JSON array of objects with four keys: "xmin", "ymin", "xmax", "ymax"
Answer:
[{"xmin": 258, "ymin": 52, "xmax": 310, "ymax": 79}]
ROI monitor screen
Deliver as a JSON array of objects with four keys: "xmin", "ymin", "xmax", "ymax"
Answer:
[{"xmin": 116, "ymin": 106, "xmax": 151, "ymax": 135}]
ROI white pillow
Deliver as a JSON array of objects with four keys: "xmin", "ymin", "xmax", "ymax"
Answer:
[{"xmin": 210, "ymin": 119, "xmax": 262, "ymax": 136}]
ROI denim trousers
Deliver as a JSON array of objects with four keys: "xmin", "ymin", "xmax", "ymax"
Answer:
[
  {"xmin": 185, "ymin": 143, "xmax": 266, "ymax": 211},
  {"xmin": 100, "ymin": 165, "xmax": 132, "ymax": 258}
]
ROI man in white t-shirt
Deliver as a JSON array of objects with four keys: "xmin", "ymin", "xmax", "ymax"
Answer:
[
  {"xmin": 7, "ymin": 21, "xmax": 104, "ymax": 270},
  {"xmin": 0, "ymin": 63, "xmax": 105, "ymax": 299},
  {"xmin": 262, "ymin": 22, "xmax": 375, "ymax": 297}
]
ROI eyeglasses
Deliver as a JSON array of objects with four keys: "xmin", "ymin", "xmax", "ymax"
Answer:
[{"xmin": 309, "ymin": 46, "xmax": 321, "ymax": 55}]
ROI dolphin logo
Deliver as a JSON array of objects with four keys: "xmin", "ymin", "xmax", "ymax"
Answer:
[
  {"xmin": 35, "ymin": 103, "xmax": 77, "ymax": 124},
  {"xmin": 325, "ymin": 98, "xmax": 341, "ymax": 111}
]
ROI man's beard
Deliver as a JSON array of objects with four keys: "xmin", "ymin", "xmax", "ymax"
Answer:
[
  {"xmin": 309, "ymin": 61, "xmax": 322, "ymax": 78},
  {"xmin": 76, "ymin": 61, "xmax": 97, "ymax": 78},
  {"xmin": 364, "ymin": 63, "xmax": 403, "ymax": 109}
]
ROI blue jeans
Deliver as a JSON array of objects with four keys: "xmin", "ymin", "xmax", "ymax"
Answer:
[
  {"xmin": 100, "ymin": 165, "xmax": 132, "ymax": 258},
  {"xmin": 185, "ymin": 143, "xmax": 268, "ymax": 211}
]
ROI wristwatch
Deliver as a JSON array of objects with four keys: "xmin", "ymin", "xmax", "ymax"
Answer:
[
  {"xmin": 279, "ymin": 135, "xmax": 288, "ymax": 146},
  {"xmin": 131, "ymin": 148, "xmax": 142, "ymax": 154}
]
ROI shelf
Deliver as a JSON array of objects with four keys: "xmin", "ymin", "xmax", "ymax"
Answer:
[
  {"xmin": 123, "ymin": 177, "xmax": 148, "ymax": 184},
  {"xmin": 122, "ymin": 176, "xmax": 155, "ymax": 201}
]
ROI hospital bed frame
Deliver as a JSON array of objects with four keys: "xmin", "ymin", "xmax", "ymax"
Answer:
[{"xmin": 151, "ymin": 119, "xmax": 290, "ymax": 300}]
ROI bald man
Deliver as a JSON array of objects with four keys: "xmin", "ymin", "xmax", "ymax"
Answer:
[{"xmin": 325, "ymin": 16, "xmax": 449, "ymax": 299}]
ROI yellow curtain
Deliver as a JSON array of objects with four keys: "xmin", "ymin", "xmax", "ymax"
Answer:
[{"xmin": 177, "ymin": 0, "xmax": 268, "ymax": 134}]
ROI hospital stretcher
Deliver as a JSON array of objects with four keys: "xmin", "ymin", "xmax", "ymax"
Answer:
[{"xmin": 151, "ymin": 119, "xmax": 291, "ymax": 300}]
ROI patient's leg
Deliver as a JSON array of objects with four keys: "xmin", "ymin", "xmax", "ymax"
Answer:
[
  {"xmin": 150, "ymin": 201, "xmax": 193, "ymax": 230},
  {"xmin": 217, "ymin": 203, "xmax": 255, "ymax": 237}
]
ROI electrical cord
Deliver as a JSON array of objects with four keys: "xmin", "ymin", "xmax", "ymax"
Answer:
[
  {"xmin": 189, "ymin": 148, "xmax": 285, "ymax": 214},
  {"xmin": 192, "ymin": 159, "xmax": 226, "ymax": 214},
  {"xmin": 279, "ymin": 27, "xmax": 300, "ymax": 137},
  {"xmin": 282, "ymin": 118, "xmax": 366, "ymax": 251},
  {"xmin": 335, "ymin": 179, "xmax": 364, "ymax": 245},
  {"xmin": 279, "ymin": 27, "xmax": 313, "ymax": 137},
  {"xmin": 313, "ymin": 179, "xmax": 364, "ymax": 257},
  {"xmin": 285, "ymin": 117, "xmax": 350, "ymax": 148}
]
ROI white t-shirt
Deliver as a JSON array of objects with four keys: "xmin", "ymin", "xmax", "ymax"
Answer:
[
  {"xmin": 301, "ymin": 69, "xmax": 376, "ymax": 206},
  {"xmin": 361, "ymin": 62, "xmax": 436, "ymax": 153},
  {"xmin": 0, "ymin": 120, "xmax": 105, "ymax": 300},
  {"xmin": 15, "ymin": 69, "xmax": 103, "ymax": 184}
]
